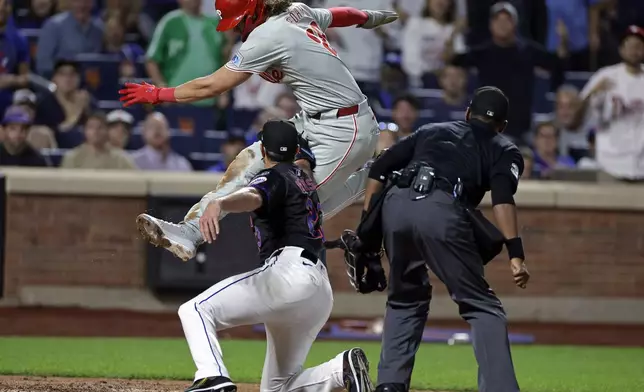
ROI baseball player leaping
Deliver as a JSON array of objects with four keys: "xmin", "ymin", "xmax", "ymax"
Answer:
[
  {"xmin": 177, "ymin": 120, "xmax": 373, "ymax": 392},
  {"xmin": 119, "ymin": 0, "xmax": 398, "ymax": 261}
]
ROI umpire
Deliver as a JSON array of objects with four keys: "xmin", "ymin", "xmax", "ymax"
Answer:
[{"xmin": 363, "ymin": 86, "xmax": 530, "ymax": 392}]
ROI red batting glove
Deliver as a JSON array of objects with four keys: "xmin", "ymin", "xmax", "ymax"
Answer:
[{"xmin": 118, "ymin": 82, "xmax": 176, "ymax": 107}]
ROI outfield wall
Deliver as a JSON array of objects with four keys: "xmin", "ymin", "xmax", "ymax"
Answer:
[{"xmin": 1, "ymin": 168, "xmax": 644, "ymax": 325}]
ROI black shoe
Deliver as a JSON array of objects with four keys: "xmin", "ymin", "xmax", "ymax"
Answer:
[
  {"xmin": 185, "ymin": 376, "xmax": 236, "ymax": 392},
  {"xmin": 343, "ymin": 347, "xmax": 374, "ymax": 392},
  {"xmin": 375, "ymin": 383, "xmax": 407, "ymax": 392}
]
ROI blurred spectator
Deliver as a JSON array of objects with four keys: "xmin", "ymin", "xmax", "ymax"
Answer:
[
  {"xmin": 36, "ymin": 60, "xmax": 94, "ymax": 132},
  {"xmin": 377, "ymin": 94, "xmax": 420, "ymax": 152},
  {"xmin": 208, "ymin": 135, "xmax": 247, "ymax": 173},
  {"xmin": 103, "ymin": 0, "xmax": 155, "ymax": 46},
  {"xmin": 323, "ymin": 0, "xmax": 393, "ymax": 99},
  {"xmin": 274, "ymin": 92, "xmax": 300, "ymax": 119},
  {"xmin": 427, "ymin": 65, "xmax": 469, "ymax": 121},
  {"xmin": 531, "ymin": 121, "xmax": 576, "ymax": 178},
  {"xmin": 554, "ymin": 85, "xmax": 593, "ymax": 162},
  {"xmin": 132, "ymin": 112, "xmax": 192, "ymax": 171},
  {"xmin": 13, "ymin": 0, "xmax": 56, "ymax": 29},
  {"xmin": 0, "ymin": 105, "xmax": 49, "ymax": 166},
  {"xmin": 466, "ymin": 0, "xmax": 548, "ymax": 47},
  {"xmin": 0, "ymin": 0, "xmax": 30, "ymax": 115},
  {"xmin": 13, "ymin": 89, "xmax": 57, "ymax": 149},
  {"xmin": 61, "ymin": 111, "xmax": 136, "ymax": 169},
  {"xmin": 519, "ymin": 146, "xmax": 535, "ymax": 178},
  {"xmin": 376, "ymin": 52, "xmax": 409, "ymax": 110},
  {"xmin": 577, "ymin": 131, "xmax": 599, "ymax": 169},
  {"xmin": 35, "ymin": 0, "xmax": 103, "ymax": 77},
  {"xmin": 401, "ymin": 0, "xmax": 466, "ymax": 87},
  {"xmin": 577, "ymin": 26, "xmax": 644, "ymax": 181},
  {"xmin": 102, "ymin": 13, "xmax": 145, "ymax": 60},
  {"xmin": 145, "ymin": 0, "xmax": 227, "ymax": 107},
  {"xmin": 102, "ymin": 12, "xmax": 145, "ymax": 79},
  {"xmin": 544, "ymin": 0, "xmax": 604, "ymax": 71},
  {"xmin": 245, "ymin": 106, "xmax": 288, "ymax": 144},
  {"xmin": 447, "ymin": 2, "xmax": 564, "ymax": 142},
  {"xmin": 106, "ymin": 109, "xmax": 134, "ymax": 150}
]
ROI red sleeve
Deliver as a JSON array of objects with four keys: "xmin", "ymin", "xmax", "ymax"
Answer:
[{"xmin": 329, "ymin": 7, "xmax": 368, "ymax": 28}]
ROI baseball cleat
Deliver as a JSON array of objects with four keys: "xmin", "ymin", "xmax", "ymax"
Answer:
[
  {"xmin": 136, "ymin": 214, "xmax": 200, "ymax": 261},
  {"xmin": 184, "ymin": 376, "xmax": 237, "ymax": 392},
  {"xmin": 343, "ymin": 347, "xmax": 374, "ymax": 392}
]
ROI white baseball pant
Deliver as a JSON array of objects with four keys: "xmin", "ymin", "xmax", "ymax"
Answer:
[
  {"xmin": 178, "ymin": 246, "xmax": 344, "ymax": 392},
  {"xmin": 184, "ymin": 98, "xmax": 379, "ymax": 224}
]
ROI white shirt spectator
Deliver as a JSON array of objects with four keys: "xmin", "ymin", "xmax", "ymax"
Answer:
[
  {"xmin": 323, "ymin": 0, "xmax": 393, "ymax": 84},
  {"xmin": 580, "ymin": 63, "xmax": 644, "ymax": 179},
  {"xmin": 401, "ymin": 16, "xmax": 466, "ymax": 80}
]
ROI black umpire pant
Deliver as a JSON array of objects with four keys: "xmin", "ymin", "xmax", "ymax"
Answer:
[{"xmin": 377, "ymin": 187, "xmax": 520, "ymax": 392}]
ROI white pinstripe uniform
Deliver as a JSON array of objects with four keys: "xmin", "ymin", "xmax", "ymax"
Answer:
[{"xmin": 186, "ymin": 2, "xmax": 379, "ymax": 224}]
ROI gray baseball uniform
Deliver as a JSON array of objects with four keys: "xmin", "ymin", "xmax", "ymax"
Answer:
[{"xmin": 184, "ymin": 2, "xmax": 379, "ymax": 223}]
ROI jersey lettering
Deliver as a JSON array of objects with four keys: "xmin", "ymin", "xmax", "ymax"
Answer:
[
  {"xmin": 260, "ymin": 68, "xmax": 285, "ymax": 83},
  {"xmin": 305, "ymin": 197, "xmax": 324, "ymax": 239},
  {"xmin": 305, "ymin": 21, "xmax": 337, "ymax": 57}
]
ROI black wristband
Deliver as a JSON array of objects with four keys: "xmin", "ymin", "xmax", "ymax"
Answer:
[{"xmin": 505, "ymin": 237, "xmax": 525, "ymax": 260}]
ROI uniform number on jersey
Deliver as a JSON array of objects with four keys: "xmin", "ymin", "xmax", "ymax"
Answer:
[
  {"xmin": 305, "ymin": 197, "xmax": 324, "ymax": 239},
  {"xmin": 306, "ymin": 21, "xmax": 338, "ymax": 57}
]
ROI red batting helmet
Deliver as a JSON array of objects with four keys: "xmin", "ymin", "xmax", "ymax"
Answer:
[{"xmin": 216, "ymin": 0, "xmax": 266, "ymax": 41}]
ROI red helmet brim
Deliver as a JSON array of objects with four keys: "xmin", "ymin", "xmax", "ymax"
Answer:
[{"xmin": 217, "ymin": 15, "xmax": 245, "ymax": 32}]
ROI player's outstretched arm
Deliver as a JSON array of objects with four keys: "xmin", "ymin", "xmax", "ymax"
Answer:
[
  {"xmin": 200, "ymin": 187, "xmax": 263, "ymax": 243},
  {"xmin": 119, "ymin": 67, "xmax": 252, "ymax": 106},
  {"xmin": 327, "ymin": 7, "xmax": 398, "ymax": 29}
]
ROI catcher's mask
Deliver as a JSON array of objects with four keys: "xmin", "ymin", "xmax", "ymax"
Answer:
[{"xmin": 215, "ymin": 0, "xmax": 267, "ymax": 42}]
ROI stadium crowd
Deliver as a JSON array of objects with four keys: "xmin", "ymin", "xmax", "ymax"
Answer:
[{"xmin": 0, "ymin": 0, "xmax": 643, "ymax": 181}]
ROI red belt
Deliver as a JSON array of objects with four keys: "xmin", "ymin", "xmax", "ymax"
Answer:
[{"xmin": 311, "ymin": 104, "xmax": 359, "ymax": 120}]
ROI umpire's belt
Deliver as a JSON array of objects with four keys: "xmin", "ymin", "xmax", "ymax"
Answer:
[
  {"xmin": 272, "ymin": 246, "xmax": 319, "ymax": 265},
  {"xmin": 310, "ymin": 104, "xmax": 359, "ymax": 120}
]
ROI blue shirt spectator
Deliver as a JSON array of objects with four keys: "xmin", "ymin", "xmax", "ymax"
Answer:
[
  {"xmin": 532, "ymin": 121, "xmax": 576, "ymax": 178},
  {"xmin": 426, "ymin": 65, "xmax": 470, "ymax": 122},
  {"xmin": 35, "ymin": 1, "xmax": 103, "ymax": 77},
  {"xmin": 545, "ymin": 0, "xmax": 599, "ymax": 53},
  {"xmin": 545, "ymin": 0, "xmax": 602, "ymax": 70},
  {"xmin": 0, "ymin": 6, "xmax": 30, "ymax": 116}
]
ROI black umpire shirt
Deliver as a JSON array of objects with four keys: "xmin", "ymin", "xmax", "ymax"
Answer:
[
  {"xmin": 369, "ymin": 120, "xmax": 524, "ymax": 207},
  {"xmin": 247, "ymin": 162, "xmax": 324, "ymax": 263}
]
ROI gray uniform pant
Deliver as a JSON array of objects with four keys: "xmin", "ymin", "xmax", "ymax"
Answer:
[{"xmin": 377, "ymin": 187, "xmax": 520, "ymax": 392}]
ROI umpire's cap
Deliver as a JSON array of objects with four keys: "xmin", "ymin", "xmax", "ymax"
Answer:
[
  {"xmin": 259, "ymin": 120, "xmax": 299, "ymax": 161},
  {"xmin": 469, "ymin": 86, "xmax": 509, "ymax": 123}
]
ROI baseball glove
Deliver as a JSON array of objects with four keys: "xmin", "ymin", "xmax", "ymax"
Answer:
[
  {"xmin": 359, "ymin": 10, "xmax": 399, "ymax": 29},
  {"xmin": 325, "ymin": 230, "xmax": 387, "ymax": 294}
]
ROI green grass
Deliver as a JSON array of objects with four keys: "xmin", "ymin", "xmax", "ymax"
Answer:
[{"xmin": 1, "ymin": 337, "xmax": 643, "ymax": 392}]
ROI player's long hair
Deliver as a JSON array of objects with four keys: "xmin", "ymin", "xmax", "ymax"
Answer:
[{"xmin": 264, "ymin": 0, "xmax": 293, "ymax": 16}]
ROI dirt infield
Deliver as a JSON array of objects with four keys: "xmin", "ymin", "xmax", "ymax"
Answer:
[
  {"xmin": 0, "ymin": 377, "xmax": 451, "ymax": 392},
  {"xmin": 0, "ymin": 376, "xmax": 257, "ymax": 392}
]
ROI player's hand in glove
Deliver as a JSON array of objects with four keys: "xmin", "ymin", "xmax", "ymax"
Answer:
[
  {"xmin": 325, "ymin": 230, "xmax": 387, "ymax": 294},
  {"xmin": 118, "ymin": 82, "xmax": 177, "ymax": 107},
  {"xmin": 359, "ymin": 10, "xmax": 398, "ymax": 29},
  {"xmin": 119, "ymin": 82, "xmax": 161, "ymax": 107}
]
